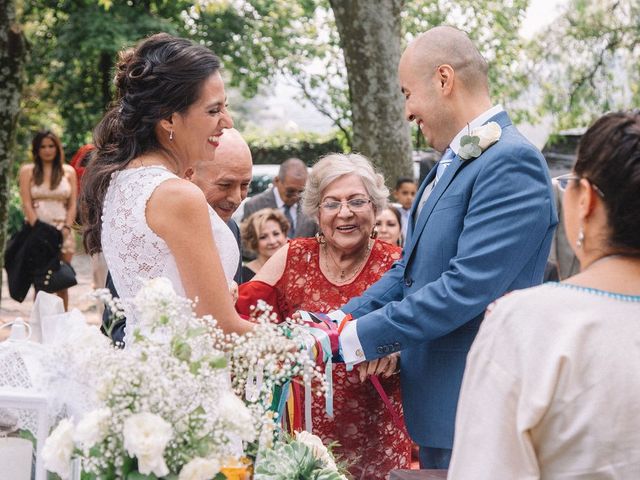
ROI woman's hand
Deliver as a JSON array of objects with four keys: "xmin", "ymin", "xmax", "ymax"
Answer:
[{"xmin": 357, "ymin": 352, "xmax": 400, "ymax": 383}]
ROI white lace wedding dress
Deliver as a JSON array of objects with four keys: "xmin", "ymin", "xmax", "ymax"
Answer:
[{"xmin": 101, "ymin": 166, "xmax": 239, "ymax": 343}]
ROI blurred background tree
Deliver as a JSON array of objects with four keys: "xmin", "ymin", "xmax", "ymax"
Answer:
[
  {"xmin": 526, "ymin": 0, "xmax": 640, "ymax": 131},
  {"xmin": 0, "ymin": 0, "xmax": 26, "ymax": 300}
]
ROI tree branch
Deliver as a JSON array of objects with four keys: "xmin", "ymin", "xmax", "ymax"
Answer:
[{"xmin": 294, "ymin": 76, "xmax": 352, "ymax": 147}]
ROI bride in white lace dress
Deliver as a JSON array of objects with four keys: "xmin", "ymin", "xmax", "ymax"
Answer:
[{"xmin": 81, "ymin": 33, "xmax": 253, "ymax": 339}]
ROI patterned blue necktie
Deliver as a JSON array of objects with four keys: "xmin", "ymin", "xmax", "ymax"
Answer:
[{"xmin": 434, "ymin": 147, "xmax": 455, "ymax": 187}]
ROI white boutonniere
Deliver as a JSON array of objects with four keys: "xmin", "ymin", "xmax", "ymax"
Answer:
[{"xmin": 458, "ymin": 121, "xmax": 502, "ymax": 160}]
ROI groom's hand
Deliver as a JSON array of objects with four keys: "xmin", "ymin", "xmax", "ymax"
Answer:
[{"xmin": 357, "ymin": 353, "xmax": 399, "ymax": 382}]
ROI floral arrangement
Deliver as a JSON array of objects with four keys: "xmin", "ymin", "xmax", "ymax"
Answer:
[{"xmin": 42, "ymin": 278, "xmax": 330, "ymax": 480}]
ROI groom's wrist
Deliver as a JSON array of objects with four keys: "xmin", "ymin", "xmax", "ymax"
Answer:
[{"xmin": 339, "ymin": 318, "xmax": 366, "ymax": 366}]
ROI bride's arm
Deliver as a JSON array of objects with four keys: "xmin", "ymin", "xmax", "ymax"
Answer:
[
  {"xmin": 252, "ymin": 243, "xmax": 289, "ymax": 285},
  {"xmin": 147, "ymin": 178, "xmax": 253, "ymax": 335}
]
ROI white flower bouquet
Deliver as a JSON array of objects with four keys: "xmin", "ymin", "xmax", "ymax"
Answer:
[{"xmin": 42, "ymin": 278, "xmax": 329, "ymax": 480}]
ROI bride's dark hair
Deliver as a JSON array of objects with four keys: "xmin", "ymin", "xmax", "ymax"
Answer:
[{"xmin": 81, "ymin": 33, "xmax": 221, "ymax": 254}]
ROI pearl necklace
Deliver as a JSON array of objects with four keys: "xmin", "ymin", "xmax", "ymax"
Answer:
[{"xmin": 322, "ymin": 241, "xmax": 372, "ymax": 282}]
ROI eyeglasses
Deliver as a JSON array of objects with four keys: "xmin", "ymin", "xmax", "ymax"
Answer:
[
  {"xmin": 555, "ymin": 173, "xmax": 605, "ymax": 198},
  {"xmin": 319, "ymin": 198, "xmax": 372, "ymax": 212}
]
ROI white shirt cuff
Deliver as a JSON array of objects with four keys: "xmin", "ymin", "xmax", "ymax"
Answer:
[{"xmin": 340, "ymin": 318, "xmax": 366, "ymax": 366}]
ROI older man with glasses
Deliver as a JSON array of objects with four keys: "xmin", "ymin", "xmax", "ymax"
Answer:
[{"xmin": 242, "ymin": 157, "xmax": 317, "ymax": 238}]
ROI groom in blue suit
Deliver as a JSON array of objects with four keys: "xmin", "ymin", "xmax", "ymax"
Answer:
[{"xmin": 337, "ymin": 26, "xmax": 558, "ymax": 468}]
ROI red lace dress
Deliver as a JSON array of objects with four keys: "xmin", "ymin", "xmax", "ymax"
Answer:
[{"xmin": 239, "ymin": 238, "xmax": 412, "ymax": 479}]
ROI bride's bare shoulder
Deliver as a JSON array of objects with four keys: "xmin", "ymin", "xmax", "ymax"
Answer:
[{"xmin": 147, "ymin": 178, "xmax": 209, "ymax": 231}]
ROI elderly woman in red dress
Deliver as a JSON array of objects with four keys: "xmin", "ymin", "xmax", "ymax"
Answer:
[{"xmin": 237, "ymin": 153, "xmax": 411, "ymax": 479}]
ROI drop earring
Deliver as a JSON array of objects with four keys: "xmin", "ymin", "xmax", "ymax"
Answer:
[
  {"xmin": 576, "ymin": 225, "xmax": 585, "ymax": 249},
  {"xmin": 169, "ymin": 130, "xmax": 174, "ymax": 141},
  {"xmin": 370, "ymin": 227, "xmax": 379, "ymax": 239}
]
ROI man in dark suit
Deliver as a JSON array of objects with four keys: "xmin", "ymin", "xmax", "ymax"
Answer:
[
  {"xmin": 242, "ymin": 157, "xmax": 317, "ymax": 238},
  {"xmin": 104, "ymin": 128, "xmax": 253, "ymax": 343}
]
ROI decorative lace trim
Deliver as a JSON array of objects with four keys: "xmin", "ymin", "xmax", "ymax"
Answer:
[{"xmin": 547, "ymin": 282, "xmax": 640, "ymax": 302}]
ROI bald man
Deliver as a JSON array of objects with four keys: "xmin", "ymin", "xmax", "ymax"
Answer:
[
  {"xmin": 185, "ymin": 128, "xmax": 253, "ymax": 284},
  {"xmin": 335, "ymin": 26, "xmax": 557, "ymax": 467}
]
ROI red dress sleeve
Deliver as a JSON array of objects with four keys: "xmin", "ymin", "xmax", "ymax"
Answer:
[{"xmin": 236, "ymin": 280, "xmax": 283, "ymax": 322}]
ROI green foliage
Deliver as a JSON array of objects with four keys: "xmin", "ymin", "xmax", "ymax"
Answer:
[
  {"xmin": 21, "ymin": 0, "xmax": 190, "ymax": 153},
  {"xmin": 18, "ymin": 0, "xmax": 535, "ymax": 158},
  {"xmin": 8, "ymin": 183, "xmax": 25, "ymax": 237},
  {"xmin": 527, "ymin": 0, "xmax": 640, "ymax": 130},
  {"xmin": 244, "ymin": 130, "xmax": 343, "ymax": 165}
]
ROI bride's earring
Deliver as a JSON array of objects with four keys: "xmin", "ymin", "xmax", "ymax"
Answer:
[
  {"xmin": 169, "ymin": 130, "xmax": 174, "ymax": 141},
  {"xmin": 315, "ymin": 232, "xmax": 326, "ymax": 245},
  {"xmin": 576, "ymin": 225, "xmax": 585, "ymax": 249},
  {"xmin": 370, "ymin": 227, "xmax": 378, "ymax": 239}
]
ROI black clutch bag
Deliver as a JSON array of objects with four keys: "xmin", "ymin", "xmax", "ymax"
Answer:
[{"xmin": 33, "ymin": 258, "xmax": 78, "ymax": 293}]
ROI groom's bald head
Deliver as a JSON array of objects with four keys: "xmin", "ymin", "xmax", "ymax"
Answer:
[
  {"xmin": 404, "ymin": 26, "xmax": 490, "ymax": 95},
  {"xmin": 398, "ymin": 26, "xmax": 493, "ymax": 151}
]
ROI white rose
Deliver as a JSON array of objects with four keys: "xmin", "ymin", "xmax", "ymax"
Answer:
[
  {"xmin": 122, "ymin": 412, "xmax": 173, "ymax": 477},
  {"xmin": 472, "ymin": 121, "xmax": 502, "ymax": 151},
  {"xmin": 73, "ymin": 408, "xmax": 111, "ymax": 450},
  {"xmin": 219, "ymin": 392, "xmax": 256, "ymax": 442},
  {"xmin": 295, "ymin": 431, "xmax": 337, "ymax": 470},
  {"xmin": 143, "ymin": 277, "xmax": 178, "ymax": 298},
  {"xmin": 43, "ymin": 419, "xmax": 75, "ymax": 480},
  {"xmin": 178, "ymin": 457, "xmax": 221, "ymax": 480}
]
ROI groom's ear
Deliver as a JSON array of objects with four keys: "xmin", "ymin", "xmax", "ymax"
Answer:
[{"xmin": 436, "ymin": 64, "xmax": 454, "ymax": 94}]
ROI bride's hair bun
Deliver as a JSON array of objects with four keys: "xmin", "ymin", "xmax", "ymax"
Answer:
[{"xmin": 113, "ymin": 47, "xmax": 155, "ymax": 99}]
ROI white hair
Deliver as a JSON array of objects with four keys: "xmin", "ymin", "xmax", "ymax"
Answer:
[{"xmin": 302, "ymin": 153, "xmax": 389, "ymax": 220}]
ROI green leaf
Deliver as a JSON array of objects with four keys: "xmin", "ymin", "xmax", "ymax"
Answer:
[
  {"xmin": 460, "ymin": 134, "xmax": 480, "ymax": 146},
  {"xmin": 126, "ymin": 472, "xmax": 157, "ymax": 480},
  {"xmin": 208, "ymin": 355, "xmax": 228, "ymax": 369},
  {"xmin": 171, "ymin": 338, "xmax": 192, "ymax": 362}
]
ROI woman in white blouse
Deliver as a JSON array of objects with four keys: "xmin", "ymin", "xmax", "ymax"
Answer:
[{"xmin": 449, "ymin": 111, "xmax": 640, "ymax": 480}]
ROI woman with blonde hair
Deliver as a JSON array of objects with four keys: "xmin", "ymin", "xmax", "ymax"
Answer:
[{"xmin": 240, "ymin": 208, "xmax": 289, "ymax": 282}]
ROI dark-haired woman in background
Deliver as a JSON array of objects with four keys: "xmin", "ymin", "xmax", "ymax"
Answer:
[
  {"xmin": 19, "ymin": 130, "xmax": 77, "ymax": 309},
  {"xmin": 449, "ymin": 111, "xmax": 640, "ymax": 478},
  {"xmin": 81, "ymin": 33, "xmax": 252, "ymax": 341}
]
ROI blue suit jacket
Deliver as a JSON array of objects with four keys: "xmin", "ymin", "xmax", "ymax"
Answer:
[{"xmin": 342, "ymin": 111, "xmax": 558, "ymax": 448}]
